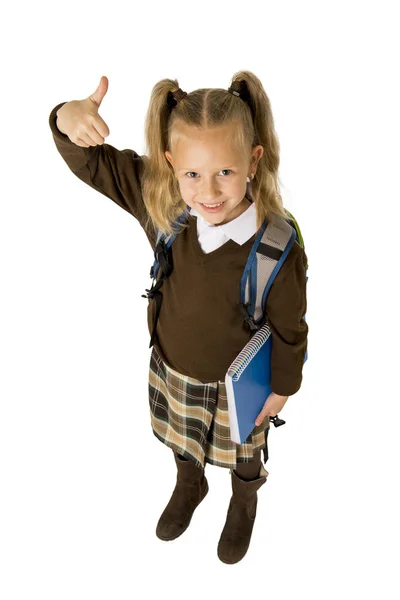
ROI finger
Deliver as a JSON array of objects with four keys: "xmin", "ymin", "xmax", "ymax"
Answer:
[
  {"xmin": 84, "ymin": 125, "xmax": 105, "ymax": 146},
  {"xmin": 93, "ymin": 115, "xmax": 110, "ymax": 138},
  {"xmin": 76, "ymin": 129, "xmax": 102, "ymax": 147},
  {"xmin": 74, "ymin": 137, "xmax": 90, "ymax": 148},
  {"xmin": 255, "ymin": 412, "xmax": 268, "ymax": 426}
]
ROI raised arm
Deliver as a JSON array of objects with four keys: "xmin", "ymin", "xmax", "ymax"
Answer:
[{"xmin": 48, "ymin": 76, "xmax": 156, "ymax": 247}]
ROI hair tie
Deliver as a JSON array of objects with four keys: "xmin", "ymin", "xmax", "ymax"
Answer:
[
  {"xmin": 174, "ymin": 88, "xmax": 187, "ymax": 103},
  {"xmin": 227, "ymin": 83, "xmax": 242, "ymax": 98},
  {"xmin": 228, "ymin": 82, "xmax": 254, "ymax": 120},
  {"xmin": 167, "ymin": 88, "xmax": 187, "ymax": 111}
]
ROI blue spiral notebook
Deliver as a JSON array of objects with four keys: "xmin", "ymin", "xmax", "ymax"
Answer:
[{"xmin": 225, "ymin": 323, "xmax": 273, "ymax": 444}]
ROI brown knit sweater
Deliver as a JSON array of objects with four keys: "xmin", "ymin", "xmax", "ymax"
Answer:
[{"xmin": 49, "ymin": 101, "xmax": 308, "ymax": 395}]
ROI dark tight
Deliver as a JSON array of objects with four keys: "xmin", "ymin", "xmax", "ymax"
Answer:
[
  {"xmin": 177, "ymin": 449, "xmax": 262, "ymax": 481},
  {"xmin": 234, "ymin": 450, "xmax": 262, "ymax": 481}
]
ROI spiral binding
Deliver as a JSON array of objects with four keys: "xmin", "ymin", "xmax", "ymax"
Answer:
[{"xmin": 227, "ymin": 322, "xmax": 272, "ymax": 382}]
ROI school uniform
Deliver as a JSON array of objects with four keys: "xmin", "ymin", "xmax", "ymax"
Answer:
[{"xmin": 49, "ymin": 101, "xmax": 308, "ymax": 472}]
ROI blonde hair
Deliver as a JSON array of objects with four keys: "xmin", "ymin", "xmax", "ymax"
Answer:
[{"xmin": 141, "ymin": 69, "xmax": 289, "ymax": 238}]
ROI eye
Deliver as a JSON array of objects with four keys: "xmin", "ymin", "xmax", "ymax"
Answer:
[{"xmin": 185, "ymin": 169, "xmax": 233, "ymax": 178}]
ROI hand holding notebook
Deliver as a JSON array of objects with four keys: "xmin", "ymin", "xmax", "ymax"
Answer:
[
  {"xmin": 225, "ymin": 323, "xmax": 274, "ymax": 444},
  {"xmin": 254, "ymin": 392, "xmax": 289, "ymax": 426},
  {"xmin": 225, "ymin": 322, "xmax": 300, "ymax": 443}
]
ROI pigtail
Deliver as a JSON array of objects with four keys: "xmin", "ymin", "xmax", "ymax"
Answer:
[
  {"xmin": 142, "ymin": 79, "xmax": 189, "ymax": 238},
  {"xmin": 228, "ymin": 71, "xmax": 289, "ymax": 229}
]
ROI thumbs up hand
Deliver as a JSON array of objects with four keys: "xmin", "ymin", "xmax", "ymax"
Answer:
[{"xmin": 55, "ymin": 75, "xmax": 111, "ymax": 147}]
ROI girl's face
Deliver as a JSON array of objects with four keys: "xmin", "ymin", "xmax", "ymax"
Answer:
[{"xmin": 165, "ymin": 123, "xmax": 263, "ymax": 226}]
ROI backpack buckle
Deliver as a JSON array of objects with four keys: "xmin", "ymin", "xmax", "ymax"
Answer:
[
  {"xmin": 239, "ymin": 302, "xmax": 260, "ymax": 331},
  {"xmin": 270, "ymin": 415, "xmax": 286, "ymax": 427},
  {"xmin": 154, "ymin": 240, "xmax": 173, "ymax": 278},
  {"xmin": 141, "ymin": 286, "xmax": 155, "ymax": 300}
]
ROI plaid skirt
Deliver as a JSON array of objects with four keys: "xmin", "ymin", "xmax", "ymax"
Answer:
[{"xmin": 148, "ymin": 344, "xmax": 270, "ymax": 470}]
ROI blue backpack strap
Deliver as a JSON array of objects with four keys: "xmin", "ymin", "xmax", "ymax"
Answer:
[
  {"xmin": 240, "ymin": 211, "xmax": 308, "ymax": 364},
  {"xmin": 239, "ymin": 214, "xmax": 296, "ymax": 330},
  {"xmin": 151, "ymin": 206, "xmax": 191, "ymax": 279}
]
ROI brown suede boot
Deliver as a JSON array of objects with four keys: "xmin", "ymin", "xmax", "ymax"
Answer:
[
  {"xmin": 156, "ymin": 451, "xmax": 209, "ymax": 541},
  {"xmin": 217, "ymin": 463, "xmax": 268, "ymax": 564}
]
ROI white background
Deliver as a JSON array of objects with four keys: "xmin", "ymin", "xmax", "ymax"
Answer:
[{"xmin": 1, "ymin": 0, "xmax": 399, "ymax": 598}]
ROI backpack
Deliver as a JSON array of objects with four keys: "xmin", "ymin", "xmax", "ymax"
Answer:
[{"xmin": 142, "ymin": 206, "xmax": 308, "ymax": 366}]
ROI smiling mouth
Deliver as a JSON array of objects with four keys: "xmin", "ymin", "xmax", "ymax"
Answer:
[{"xmin": 200, "ymin": 201, "xmax": 226, "ymax": 206}]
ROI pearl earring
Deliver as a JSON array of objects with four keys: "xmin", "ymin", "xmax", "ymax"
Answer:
[{"xmin": 246, "ymin": 174, "xmax": 255, "ymax": 183}]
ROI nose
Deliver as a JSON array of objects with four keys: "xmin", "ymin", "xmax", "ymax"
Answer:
[{"xmin": 200, "ymin": 178, "xmax": 221, "ymax": 202}]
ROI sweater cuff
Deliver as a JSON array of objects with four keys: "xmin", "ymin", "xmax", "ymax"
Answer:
[
  {"xmin": 271, "ymin": 376, "xmax": 302, "ymax": 397},
  {"xmin": 48, "ymin": 102, "xmax": 71, "ymax": 141}
]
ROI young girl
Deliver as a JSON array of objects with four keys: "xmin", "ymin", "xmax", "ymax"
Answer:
[{"xmin": 49, "ymin": 71, "xmax": 308, "ymax": 565}]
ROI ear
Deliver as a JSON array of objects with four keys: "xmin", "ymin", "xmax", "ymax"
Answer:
[
  {"xmin": 252, "ymin": 145, "xmax": 264, "ymax": 168},
  {"xmin": 165, "ymin": 151, "xmax": 174, "ymax": 168}
]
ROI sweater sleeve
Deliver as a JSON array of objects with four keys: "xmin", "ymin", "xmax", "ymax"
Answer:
[
  {"xmin": 48, "ymin": 101, "xmax": 156, "ymax": 247},
  {"xmin": 265, "ymin": 244, "xmax": 309, "ymax": 396}
]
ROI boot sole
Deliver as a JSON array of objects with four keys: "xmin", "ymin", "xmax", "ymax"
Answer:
[
  {"xmin": 217, "ymin": 548, "xmax": 249, "ymax": 564},
  {"xmin": 156, "ymin": 478, "xmax": 209, "ymax": 541}
]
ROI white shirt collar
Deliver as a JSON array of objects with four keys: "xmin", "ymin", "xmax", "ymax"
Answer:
[{"xmin": 189, "ymin": 201, "xmax": 257, "ymax": 245}]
